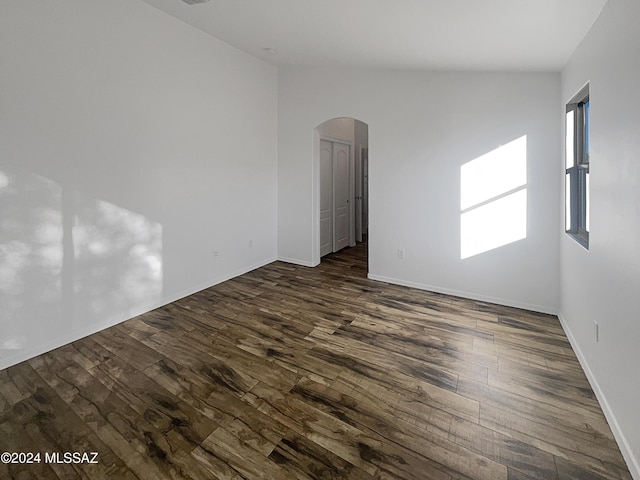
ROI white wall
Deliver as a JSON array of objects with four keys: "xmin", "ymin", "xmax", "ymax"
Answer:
[
  {"xmin": 560, "ymin": 1, "xmax": 640, "ymax": 477},
  {"xmin": 278, "ymin": 68, "xmax": 560, "ymax": 312},
  {"xmin": 0, "ymin": 0, "xmax": 278, "ymax": 369}
]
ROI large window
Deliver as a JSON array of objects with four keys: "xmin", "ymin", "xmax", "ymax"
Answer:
[{"xmin": 565, "ymin": 84, "xmax": 590, "ymax": 248}]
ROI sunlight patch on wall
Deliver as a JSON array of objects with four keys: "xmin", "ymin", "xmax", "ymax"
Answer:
[
  {"xmin": 0, "ymin": 171, "xmax": 9, "ymax": 190},
  {"xmin": 0, "ymin": 170, "xmax": 63, "ymax": 351},
  {"xmin": 0, "ymin": 167, "xmax": 163, "ymax": 361},
  {"xmin": 460, "ymin": 136, "xmax": 527, "ymax": 259},
  {"xmin": 73, "ymin": 196, "xmax": 163, "ymax": 321}
]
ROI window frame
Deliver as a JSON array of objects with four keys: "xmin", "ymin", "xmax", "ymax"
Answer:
[{"xmin": 565, "ymin": 84, "xmax": 590, "ymax": 249}]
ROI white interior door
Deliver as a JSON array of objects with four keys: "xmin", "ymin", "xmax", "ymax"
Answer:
[
  {"xmin": 333, "ymin": 142, "xmax": 350, "ymax": 252},
  {"xmin": 319, "ymin": 140, "xmax": 333, "ymax": 257}
]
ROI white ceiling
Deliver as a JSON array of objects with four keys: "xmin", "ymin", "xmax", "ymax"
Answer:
[{"xmin": 140, "ymin": 0, "xmax": 607, "ymax": 71}]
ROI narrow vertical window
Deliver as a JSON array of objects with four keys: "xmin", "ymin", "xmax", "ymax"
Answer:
[{"xmin": 565, "ymin": 85, "xmax": 589, "ymax": 248}]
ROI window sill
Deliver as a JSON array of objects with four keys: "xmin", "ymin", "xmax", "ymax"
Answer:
[{"xmin": 566, "ymin": 231, "xmax": 589, "ymax": 250}]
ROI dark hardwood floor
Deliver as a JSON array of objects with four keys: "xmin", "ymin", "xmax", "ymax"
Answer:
[{"xmin": 0, "ymin": 243, "xmax": 632, "ymax": 479}]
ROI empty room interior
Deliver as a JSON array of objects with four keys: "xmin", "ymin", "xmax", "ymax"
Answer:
[{"xmin": 1, "ymin": 0, "xmax": 639, "ymax": 479}]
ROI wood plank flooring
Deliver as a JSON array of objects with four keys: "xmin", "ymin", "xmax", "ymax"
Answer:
[{"xmin": 0, "ymin": 243, "xmax": 632, "ymax": 479}]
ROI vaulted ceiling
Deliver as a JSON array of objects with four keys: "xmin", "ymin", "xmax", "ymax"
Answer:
[{"xmin": 141, "ymin": 0, "xmax": 606, "ymax": 71}]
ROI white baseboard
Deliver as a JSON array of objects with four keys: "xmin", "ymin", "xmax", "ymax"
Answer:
[
  {"xmin": 558, "ymin": 313, "xmax": 640, "ymax": 480},
  {"xmin": 277, "ymin": 256, "xmax": 319, "ymax": 267},
  {"xmin": 164, "ymin": 256, "xmax": 278, "ymax": 306},
  {"xmin": 0, "ymin": 256, "xmax": 277, "ymax": 372},
  {"xmin": 367, "ymin": 273, "xmax": 558, "ymax": 315},
  {"xmin": 0, "ymin": 320, "xmax": 131, "ymax": 372}
]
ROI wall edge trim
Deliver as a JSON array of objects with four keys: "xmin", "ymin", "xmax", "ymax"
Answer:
[
  {"xmin": 558, "ymin": 312, "xmax": 640, "ymax": 480},
  {"xmin": 277, "ymin": 256, "xmax": 319, "ymax": 267},
  {"xmin": 367, "ymin": 273, "xmax": 558, "ymax": 315},
  {"xmin": 0, "ymin": 256, "xmax": 277, "ymax": 371}
]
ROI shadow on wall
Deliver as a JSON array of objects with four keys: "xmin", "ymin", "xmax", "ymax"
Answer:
[
  {"xmin": 460, "ymin": 135, "xmax": 528, "ymax": 259},
  {"xmin": 0, "ymin": 166, "xmax": 162, "ymax": 364}
]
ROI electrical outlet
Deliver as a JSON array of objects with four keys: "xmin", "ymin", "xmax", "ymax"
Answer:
[
  {"xmin": 213, "ymin": 250, "xmax": 219, "ymax": 259},
  {"xmin": 594, "ymin": 320, "xmax": 599, "ymax": 343},
  {"xmin": 249, "ymin": 239, "xmax": 253, "ymax": 248},
  {"xmin": 397, "ymin": 248, "xmax": 405, "ymax": 259}
]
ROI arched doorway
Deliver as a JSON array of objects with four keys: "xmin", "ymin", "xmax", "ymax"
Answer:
[{"xmin": 313, "ymin": 117, "xmax": 369, "ymax": 263}]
